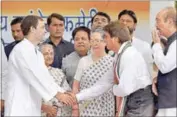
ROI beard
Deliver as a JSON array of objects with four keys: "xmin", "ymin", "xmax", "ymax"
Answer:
[{"xmin": 128, "ymin": 27, "xmax": 135, "ymax": 35}]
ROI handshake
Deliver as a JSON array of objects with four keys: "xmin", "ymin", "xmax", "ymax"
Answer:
[{"xmin": 55, "ymin": 91, "xmax": 78, "ymax": 106}]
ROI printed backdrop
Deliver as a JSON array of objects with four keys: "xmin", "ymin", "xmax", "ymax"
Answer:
[{"xmin": 1, "ymin": 1, "xmax": 150, "ymax": 44}]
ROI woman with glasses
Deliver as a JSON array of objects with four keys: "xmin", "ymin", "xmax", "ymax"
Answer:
[{"xmin": 72, "ymin": 29, "xmax": 115, "ymax": 116}]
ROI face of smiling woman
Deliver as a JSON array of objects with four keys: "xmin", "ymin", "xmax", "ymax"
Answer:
[{"xmin": 41, "ymin": 45, "xmax": 54, "ymax": 67}]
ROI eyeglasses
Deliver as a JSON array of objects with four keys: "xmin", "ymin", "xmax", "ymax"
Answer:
[{"xmin": 90, "ymin": 39, "xmax": 104, "ymax": 44}]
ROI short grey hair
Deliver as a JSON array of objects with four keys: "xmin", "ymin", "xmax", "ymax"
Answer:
[
  {"xmin": 38, "ymin": 43, "xmax": 53, "ymax": 52},
  {"xmin": 162, "ymin": 7, "xmax": 176, "ymax": 26},
  {"xmin": 91, "ymin": 28, "xmax": 105, "ymax": 40}
]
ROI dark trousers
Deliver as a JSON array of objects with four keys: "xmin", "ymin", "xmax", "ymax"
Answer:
[
  {"xmin": 1, "ymin": 111, "xmax": 4, "ymax": 117},
  {"xmin": 124, "ymin": 85, "xmax": 154, "ymax": 117}
]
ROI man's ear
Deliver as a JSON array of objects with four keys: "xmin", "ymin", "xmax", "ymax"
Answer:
[
  {"xmin": 167, "ymin": 18, "xmax": 174, "ymax": 26},
  {"xmin": 113, "ymin": 37, "xmax": 120, "ymax": 43},
  {"xmin": 30, "ymin": 26, "xmax": 35, "ymax": 33},
  {"xmin": 133, "ymin": 23, "xmax": 137, "ymax": 31}
]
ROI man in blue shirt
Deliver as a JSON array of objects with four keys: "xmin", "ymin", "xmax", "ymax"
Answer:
[
  {"xmin": 45, "ymin": 13, "xmax": 74, "ymax": 68},
  {"xmin": 5, "ymin": 17, "xmax": 24, "ymax": 59}
]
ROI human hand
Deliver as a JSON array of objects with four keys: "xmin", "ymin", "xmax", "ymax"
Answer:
[
  {"xmin": 65, "ymin": 91, "xmax": 78, "ymax": 105},
  {"xmin": 72, "ymin": 109, "xmax": 79, "ymax": 117},
  {"xmin": 56, "ymin": 92, "xmax": 76, "ymax": 106},
  {"xmin": 115, "ymin": 111, "xmax": 119, "ymax": 117},
  {"xmin": 152, "ymin": 29, "xmax": 161, "ymax": 44},
  {"xmin": 42, "ymin": 104, "xmax": 57, "ymax": 117},
  {"xmin": 114, "ymin": 76, "xmax": 119, "ymax": 84},
  {"xmin": 152, "ymin": 77, "xmax": 158, "ymax": 96},
  {"xmin": 72, "ymin": 102, "xmax": 79, "ymax": 117},
  {"xmin": 0, "ymin": 100, "xmax": 4, "ymax": 112}
]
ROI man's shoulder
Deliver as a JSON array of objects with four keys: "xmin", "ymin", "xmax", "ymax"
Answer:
[
  {"xmin": 13, "ymin": 39, "xmax": 32, "ymax": 52},
  {"xmin": 44, "ymin": 38, "xmax": 74, "ymax": 47},
  {"xmin": 62, "ymin": 40, "xmax": 74, "ymax": 53},
  {"xmin": 132, "ymin": 37, "xmax": 151, "ymax": 51},
  {"xmin": 62, "ymin": 39, "xmax": 74, "ymax": 46},
  {"xmin": 122, "ymin": 46, "xmax": 143, "ymax": 63},
  {"xmin": 133, "ymin": 37, "xmax": 150, "ymax": 46},
  {"xmin": 80, "ymin": 54, "xmax": 90, "ymax": 62},
  {"xmin": 43, "ymin": 38, "xmax": 51, "ymax": 43},
  {"xmin": 5, "ymin": 41, "xmax": 16, "ymax": 48},
  {"xmin": 63, "ymin": 51, "xmax": 78, "ymax": 62}
]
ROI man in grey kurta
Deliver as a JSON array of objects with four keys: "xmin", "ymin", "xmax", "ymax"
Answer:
[{"xmin": 62, "ymin": 26, "xmax": 90, "ymax": 87}]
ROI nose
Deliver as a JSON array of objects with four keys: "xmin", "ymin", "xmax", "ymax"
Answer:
[
  {"xmin": 97, "ymin": 19, "xmax": 102, "ymax": 24},
  {"xmin": 78, "ymin": 39, "xmax": 84, "ymax": 43},
  {"xmin": 122, "ymin": 21, "xmax": 127, "ymax": 25},
  {"xmin": 155, "ymin": 23, "xmax": 158, "ymax": 29},
  {"xmin": 14, "ymin": 32, "xmax": 18, "ymax": 36}
]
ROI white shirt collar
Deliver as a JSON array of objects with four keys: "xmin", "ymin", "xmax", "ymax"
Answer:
[
  {"xmin": 24, "ymin": 38, "xmax": 38, "ymax": 49},
  {"xmin": 117, "ymin": 41, "xmax": 131, "ymax": 54}
]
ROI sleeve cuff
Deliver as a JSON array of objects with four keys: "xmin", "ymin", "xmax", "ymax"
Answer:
[
  {"xmin": 44, "ymin": 90, "xmax": 58, "ymax": 102},
  {"xmin": 76, "ymin": 93, "xmax": 81, "ymax": 102},
  {"xmin": 44, "ymin": 85, "xmax": 65, "ymax": 102},
  {"xmin": 113, "ymin": 85, "xmax": 119, "ymax": 96},
  {"xmin": 113, "ymin": 84, "xmax": 125, "ymax": 97}
]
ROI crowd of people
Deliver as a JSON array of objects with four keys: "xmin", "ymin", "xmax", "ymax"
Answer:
[{"xmin": 0, "ymin": 6, "xmax": 176, "ymax": 117}]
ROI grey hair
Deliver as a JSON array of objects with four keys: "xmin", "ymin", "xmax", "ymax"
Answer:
[
  {"xmin": 38, "ymin": 43, "xmax": 53, "ymax": 52},
  {"xmin": 91, "ymin": 28, "xmax": 105, "ymax": 40},
  {"xmin": 163, "ymin": 7, "xmax": 176, "ymax": 26}
]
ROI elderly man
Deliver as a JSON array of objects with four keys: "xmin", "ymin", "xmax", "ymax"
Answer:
[
  {"xmin": 0, "ymin": 41, "xmax": 8, "ymax": 116},
  {"xmin": 152, "ymin": 6, "xmax": 176, "ymax": 116}
]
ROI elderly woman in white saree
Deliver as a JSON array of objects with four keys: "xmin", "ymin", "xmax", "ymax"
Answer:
[
  {"xmin": 39, "ymin": 44, "xmax": 72, "ymax": 117},
  {"xmin": 72, "ymin": 29, "xmax": 115, "ymax": 116}
]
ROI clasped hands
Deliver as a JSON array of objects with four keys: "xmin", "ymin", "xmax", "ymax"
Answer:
[{"xmin": 56, "ymin": 91, "xmax": 78, "ymax": 106}]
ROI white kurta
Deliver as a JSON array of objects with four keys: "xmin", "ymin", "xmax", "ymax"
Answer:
[
  {"xmin": 0, "ymin": 41, "xmax": 8, "ymax": 100},
  {"xmin": 5, "ymin": 39, "xmax": 65, "ymax": 116},
  {"xmin": 132, "ymin": 37, "xmax": 153, "ymax": 79},
  {"xmin": 152, "ymin": 40, "xmax": 176, "ymax": 74}
]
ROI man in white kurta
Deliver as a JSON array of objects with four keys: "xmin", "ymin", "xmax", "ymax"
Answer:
[
  {"xmin": 118, "ymin": 9, "xmax": 153, "ymax": 79},
  {"xmin": 74, "ymin": 21, "xmax": 154, "ymax": 116},
  {"xmin": 5, "ymin": 15, "xmax": 75, "ymax": 116},
  {"xmin": 0, "ymin": 40, "xmax": 8, "ymax": 113},
  {"xmin": 75, "ymin": 41, "xmax": 152, "ymax": 101},
  {"xmin": 152, "ymin": 7, "xmax": 176, "ymax": 116}
]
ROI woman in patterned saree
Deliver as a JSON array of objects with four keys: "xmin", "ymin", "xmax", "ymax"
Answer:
[
  {"xmin": 72, "ymin": 29, "xmax": 115, "ymax": 116},
  {"xmin": 39, "ymin": 44, "xmax": 72, "ymax": 117}
]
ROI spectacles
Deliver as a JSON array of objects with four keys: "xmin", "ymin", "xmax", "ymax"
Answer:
[{"xmin": 90, "ymin": 39, "xmax": 104, "ymax": 44}]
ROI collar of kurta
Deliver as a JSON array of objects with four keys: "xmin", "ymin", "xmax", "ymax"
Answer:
[
  {"xmin": 167, "ymin": 31, "xmax": 177, "ymax": 46},
  {"xmin": 117, "ymin": 41, "xmax": 132, "ymax": 54},
  {"xmin": 23, "ymin": 38, "xmax": 37, "ymax": 48}
]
